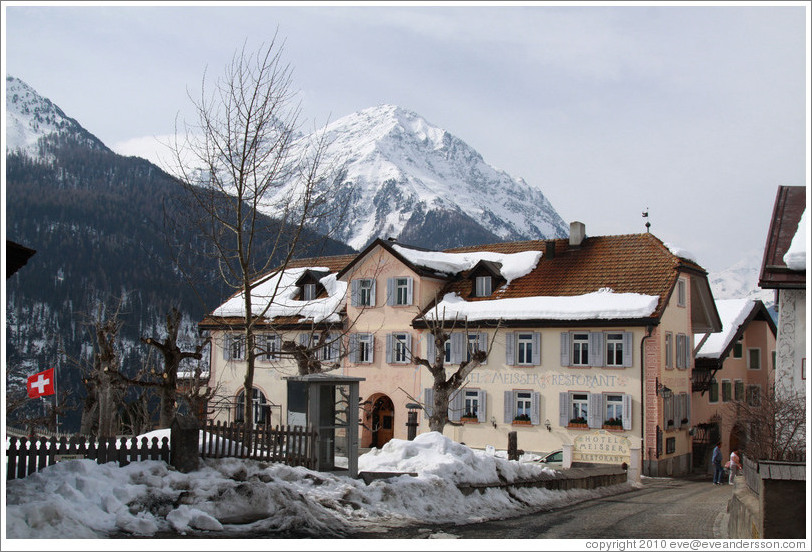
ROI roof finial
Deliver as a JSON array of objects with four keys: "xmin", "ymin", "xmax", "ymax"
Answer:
[{"xmin": 642, "ymin": 208, "xmax": 651, "ymax": 233}]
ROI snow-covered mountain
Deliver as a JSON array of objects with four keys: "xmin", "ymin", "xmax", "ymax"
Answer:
[
  {"xmin": 707, "ymin": 249, "xmax": 775, "ymax": 306},
  {"xmin": 5, "ymin": 75, "xmax": 107, "ymax": 158},
  {"xmin": 298, "ymin": 105, "xmax": 569, "ymax": 250}
]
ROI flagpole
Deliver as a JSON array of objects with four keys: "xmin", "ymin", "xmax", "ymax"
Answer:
[{"xmin": 54, "ymin": 366, "xmax": 59, "ymax": 434}]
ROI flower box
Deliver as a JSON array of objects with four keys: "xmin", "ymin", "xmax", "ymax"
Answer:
[
  {"xmin": 512, "ymin": 420, "xmax": 532, "ymax": 426},
  {"xmin": 461, "ymin": 417, "xmax": 479, "ymax": 423},
  {"xmin": 602, "ymin": 424, "xmax": 623, "ymax": 431},
  {"xmin": 568, "ymin": 422, "xmax": 588, "ymax": 429}
]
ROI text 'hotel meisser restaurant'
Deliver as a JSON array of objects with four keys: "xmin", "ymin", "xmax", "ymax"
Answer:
[{"xmin": 199, "ymin": 221, "xmax": 722, "ymax": 478}]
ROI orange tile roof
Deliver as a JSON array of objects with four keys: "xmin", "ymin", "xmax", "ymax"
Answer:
[{"xmin": 440, "ymin": 233, "xmax": 703, "ymax": 321}]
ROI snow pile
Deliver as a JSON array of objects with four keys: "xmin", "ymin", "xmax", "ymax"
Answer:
[
  {"xmin": 695, "ymin": 299, "xmax": 755, "ymax": 358},
  {"xmin": 783, "ymin": 209, "xmax": 807, "ymax": 271},
  {"xmin": 392, "ymin": 244, "xmax": 542, "ymax": 283},
  {"xmin": 664, "ymin": 243, "xmax": 698, "ymax": 263},
  {"xmin": 5, "ymin": 432, "xmax": 632, "ymax": 539},
  {"xmin": 425, "ymin": 288, "xmax": 659, "ymax": 322},
  {"xmin": 212, "ymin": 267, "xmax": 346, "ymax": 323}
]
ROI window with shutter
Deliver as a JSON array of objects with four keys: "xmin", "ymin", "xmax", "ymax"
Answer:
[
  {"xmin": 517, "ymin": 333, "xmax": 534, "ymax": 365},
  {"xmin": 571, "ymin": 333, "xmax": 589, "ymax": 366},
  {"xmin": 665, "ymin": 333, "xmax": 673, "ymax": 369},
  {"xmin": 709, "ymin": 378, "xmax": 719, "ymax": 403},
  {"xmin": 748, "ymin": 348, "xmax": 761, "ymax": 370}
]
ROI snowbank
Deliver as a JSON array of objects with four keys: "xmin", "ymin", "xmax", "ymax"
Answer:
[
  {"xmin": 392, "ymin": 244, "xmax": 542, "ymax": 283},
  {"xmin": 5, "ymin": 432, "xmax": 632, "ymax": 540}
]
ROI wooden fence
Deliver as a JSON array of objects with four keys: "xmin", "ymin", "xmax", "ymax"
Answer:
[
  {"xmin": 743, "ymin": 455, "xmax": 760, "ymax": 495},
  {"xmin": 200, "ymin": 421, "xmax": 317, "ymax": 469},
  {"xmin": 5, "ymin": 435, "xmax": 170, "ymax": 480}
]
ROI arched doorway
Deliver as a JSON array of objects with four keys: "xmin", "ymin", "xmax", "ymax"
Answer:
[{"xmin": 364, "ymin": 394, "xmax": 395, "ymax": 448}]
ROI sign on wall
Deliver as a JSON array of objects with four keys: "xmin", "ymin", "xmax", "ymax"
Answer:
[{"xmin": 573, "ymin": 430, "xmax": 631, "ymax": 464}]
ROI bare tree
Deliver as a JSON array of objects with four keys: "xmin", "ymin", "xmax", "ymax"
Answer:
[
  {"xmin": 728, "ymin": 386, "xmax": 806, "ymax": 462},
  {"xmin": 412, "ymin": 306, "xmax": 498, "ymax": 433},
  {"xmin": 141, "ymin": 308, "xmax": 208, "ymax": 427},
  {"xmin": 167, "ymin": 36, "xmax": 343, "ymax": 428}
]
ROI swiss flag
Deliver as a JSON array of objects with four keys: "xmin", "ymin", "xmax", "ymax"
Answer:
[{"xmin": 27, "ymin": 368, "xmax": 55, "ymax": 399}]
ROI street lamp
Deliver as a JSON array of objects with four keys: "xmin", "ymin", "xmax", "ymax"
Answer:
[{"xmin": 655, "ymin": 377, "xmax": 673, "ymax": 398}]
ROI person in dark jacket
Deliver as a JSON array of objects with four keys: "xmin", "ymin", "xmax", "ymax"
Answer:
[{"xmin": 711, "ymin": 441, "xmax": 724, "ymax": 485}]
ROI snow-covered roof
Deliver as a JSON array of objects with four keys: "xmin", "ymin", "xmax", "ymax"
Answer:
[
  {"xmin": 424, "ymin": 288, "xmax": 659, "ymax": 322},
  {"xmin": 695, "ymin": 298, "xmax": 756, "ymax": 359},
  {"xmin": 664, "ymin": 242, "xmax": 697, "ymax": 263},
  {"xmin": 211, "ymin": 266, "xmax": 346, "ymax": 323},
  {"xmin": 783, "ymin": 208, "xmax": 807, "ymax": 271},
  {"xmin": 391, "ymin": 243, "xmax": 542, "ymax": 283}
]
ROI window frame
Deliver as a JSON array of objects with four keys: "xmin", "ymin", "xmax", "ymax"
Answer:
[
  {"xmin": 463, "ymin": 389, "xmax": 481, "ymax": 420},
  {"xmin": 709, "ymin": 378, "xmax": 719, "ymax": 404},
  {"xmin": 665, "ymin": 332, "xmax": 673, "ymax": 369},
  {"xmin": 475, "ymin": 275, "xmax": 492, "ymax": 297},
  {"xmin": 748, "ymin": 348, "xmax": 761, "ymax": 370},
  {"xmin": 572, "ymin": 333, "xmax": 590, "ymax": 367},
  {"xmin": 747, "ymin": 384, "xmax": 761, "ymax": 406},
  {"xmin": 677, "ymin": 278, "xmax": 686, "ymax": 307},
  {"xmin": 395, "ymin": 277, "xmax": 410, "ymax": 306},
  {"xmin": 235, "ymin": 387, "xmax": 268, "ymax": 425},
  {"xmin": 604, "ymin": 394, "xmax": 624, "ymax": 425},
  {"xmin": 516, "ymin": 333, "xmax": 535, "ymax": 365},
  {"xmin": 733, "ymin": 340, "xmax": 743, "ymax": 359},
  {"xmin": 722, "ymin": 379, "xmax": 732, "ymax": 403},
  {"xmin": 605, "ymin": 333, "xmax": 625, "ymax": 367},
  {"xmin": 358, "ymin": 279, "xmax": 374, "ymax": 307},
  {"xmin": 734, "ymin": 379, "xmax": 744, "ymax": 402},
  {"xmin": 390, "ymin": 332, "xmax": 410, "ymax": 364}
]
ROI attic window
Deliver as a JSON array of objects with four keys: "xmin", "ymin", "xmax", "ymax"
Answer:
[
  {"xmin": 303, "ymin": 283, "xmax": 317, "ymax": 301},
  {"xmin": 475, "ymin": 276, "xmax": 492, "ymax": 297}
]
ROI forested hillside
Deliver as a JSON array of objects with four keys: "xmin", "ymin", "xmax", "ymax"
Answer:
[{"xmin": 5, "ymin": 136, "xmax": 354, "ymax": 432}]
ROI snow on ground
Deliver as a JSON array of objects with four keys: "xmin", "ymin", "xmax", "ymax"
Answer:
[{"xmin": 4, "ymin": 431, "xmax": 634, "ymax": 542}]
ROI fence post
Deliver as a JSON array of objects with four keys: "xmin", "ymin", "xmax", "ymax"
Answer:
[
  {"xmin": 170, "ymin": 414, "xmax": 200, "ymax": 473},
  {"xmin": 507, "ymin": 431, "xmax": 518, "ymax": 461},
  {"xmin": 7, "ymin": 436, "xmax": 19, "ymax": 480}
]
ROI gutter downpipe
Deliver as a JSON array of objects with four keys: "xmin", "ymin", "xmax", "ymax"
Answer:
[{"xmin": 641, "ymin": 324, "xmax": 654, "ymax": 477}]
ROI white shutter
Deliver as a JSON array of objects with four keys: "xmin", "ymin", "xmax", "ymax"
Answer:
[
  {"xmin": 505, "ymin": 332, "xmax": 515, "ymax": 365},
  {"xmin": 559, "ymin": 392, "xmax": 569, "ymax": 426},
  {"xmin": 589, "ymin": 332, "xmax": 604, "ymax": 367},
  {"xmin": 223, "ymin": 334, "xmax": 231, "ymax": 360},
  {"xmin": 451, "ymin": 333, "xmax": 464, "ymax": 364},
  {"xmin": 367, "ymin": 334, "xmax": 374, "ymax": 363},
  {"xmin": 623, "ymin": 332, "xmax": 633, "ymax": 367},
  {"xmin": 349, "ymin": 334, "xmax": 358, "ymax": 363},
  {"xmin": 622, "ymin": 394, "xmax": 632, "ymax": 430},
  {"xmin": 449, "ymin": 389, "xmax": 463, "ymax": 422},
  {"xmin": 560, "ymin": 332, "xmax": 570, "ymax": 366},
  {"xmin": 532, "ymin": 333, "xmax": 541, "ymax": 365},
  {"xmin": 478, "ymin": 333, "xmax": 488, "ymax": 365},
  {"xmin": 424, "ymin": 388, "xmax": 434, "ymax": 418},
  {"xmin": 298, "ymin": 333, "xmax": 309, "ymax": 346},
  {"xmin": 406, "ymin": 277, "xmax": 414, "ymax": 305},
  {"xmin": 504, "ymin": 390, "xmax": 514, "ymax": 423},
  {"xmin": 351, "ymin": 280, "xmax": 360, "ymax": 307},
  {"xmin": 386, "ymin": 278, "xmax": 395, "ymax": 306},
  {"xmin": 588, "ymin": 393, "xmax": 603, "ymax": 428},
  {"xmin": 686, "ymin": 392, "xmax": 691, "ymax": 426},
  {"xmin": 531, "ymin": 392, "xmax": 541, "ymax": 425},
  {"xmin": 426, "ymin": 334, "xmax": 436, "ymax": 364},
  {"xmin": 477, "ymin": 390, "xmax": 487, "ymax": 423},
  {"xmin": 385, "ymin": 333, "xmax": 393, "ymax": 363},
  {"xmin": 405, "ymin": 333, "xmax": 412, "ymax": 362},
  {"xmin": 369, "ymin": 280, "xmax": 377, "ymax": 307}
]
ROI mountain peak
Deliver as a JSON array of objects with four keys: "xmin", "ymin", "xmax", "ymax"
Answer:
[{"xmin": 6, "ymin": 75, "xmax": 106, "ymax": 158}]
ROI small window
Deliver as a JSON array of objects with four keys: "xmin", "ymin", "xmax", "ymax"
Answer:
[
  {"xmin": 261, "ymin": 335, "xmax": 280, "ymax": 361},
  {"xmin": 354, "ymin": 333, "xmax": 373, "ymax": 363},
  {"xmin": 677, "ymin": 279, "xmax": 686, "ymax": 307},
  {"xmin": 676, "ymin": 334, "xmax": 689, "ymax": 370},
  {"xmin": 570, "ymin": 393, "xmax": 589, "ymax": 423},
  {"xmin": 748, "ymin": 348, "xmax": 761, "ymax": 370},
  {"xmin": 665, "ymin": 333, "xmax": 673, "ymax": 369},
  {"xmin": 722, "ymin": 380, "xmax": 731, "ymax": 402},
  {"xmin": 466, "ymin": 333, "xmax": 485, "ymax": 363},
  {"xmin": 605, "ymin": 333, "xmax": 625, "ymax": 366},
  {"xmin": 395, "ymin": 277, "xmax": 410, "ymax": 305},
  {"xmin": 475, "ymin": 276, "xmax": 492, "ymax": 297},
  {"xmin": 303, "ymin": 283, "xmax": 317, "ymax": 301},
  {"xmin": 463, "ymin": 390, "xmax": 480, "ymax": 420},
  {"xmin": 515, "ymin": 391, "xmax": 533, "ymax": 420},
  {"xmin": 392, "ymin": 332, "xmax": 409, "ymax": 363},
  {"xmin": 771, "ymin": 350, "xmax": 776, "ymax": 371},
  {"xmin": 227, "ymin": 335, "xmax": 245, "ymax": 361},
  {"xmin": 666, "ymin": 437, "xmax": 676, "ymax": 455},
  {"xmin": 235, "ymin": 388, "xmax": 268, "ymax": 425},
  {"xmin": 572, "ymin": 333, "xmax": 589, "ymax": 366},
  {"xmin": 709, "ymin": 379, "xmax": 719, "ymax": 403},
  {"xmin": 734, "ymin": 380, "xmax": 744, "ymax": 401},
  {"xmin": 605, "ymin": 394, "xmax": 624, "ymax": 426},
  {"xmin": 358, "ymin": 279, "xmax": 374, "ymax": 306},
  {"xmin": 747, "ymin": 385, "xmax": 761, "ymax": 406},
  {"xmin": 733, "ymin": 340, "xmax": 743, "ymax": 359},
  {"xmin": 517, "ymin": 333, "xmax": 534, "ymax": 365}
]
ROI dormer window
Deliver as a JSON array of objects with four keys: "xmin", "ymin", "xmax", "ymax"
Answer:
[
  {"xmin": 475, "ymin": 276, "xmax": 492, "ymax": 297},
  {"xmin": 469, "ymin": 260, "xmax": 504, "ymax": 298},
  {"xmin": 303, "ymin": 283, "xmax": 317, "ymax": 301}
]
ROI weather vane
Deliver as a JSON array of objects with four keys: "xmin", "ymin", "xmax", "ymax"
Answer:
[{"xmin": 642, "ymin": 208, "xmax": 651, "ymax": 233}]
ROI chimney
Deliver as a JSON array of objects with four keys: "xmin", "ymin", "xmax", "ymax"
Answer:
[
  {"xmin": 546, "ymin": 240, "xmax": 556, "ymax": 259},
  {"xmin": 569, "ymin": 221, "xmax": 586, "ymax": 247}
]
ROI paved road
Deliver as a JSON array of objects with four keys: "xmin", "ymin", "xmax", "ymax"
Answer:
[{"xmin": 355, "ymin": 474, "xmax": 734, "ymax": 539}]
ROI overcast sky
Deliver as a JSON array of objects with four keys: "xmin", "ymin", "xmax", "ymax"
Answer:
[{"xmin": 3, "ymin": 2, "xmax": 809, "ymax": 271}]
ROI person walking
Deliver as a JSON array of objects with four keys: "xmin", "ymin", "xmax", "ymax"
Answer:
[
  {"xmin": 727, "ymin": 449, "xmax": 742, "ymax": 485},
  {"xmin": 711, "ymin": 441, "xmax": 724, "ymax": 485}
]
